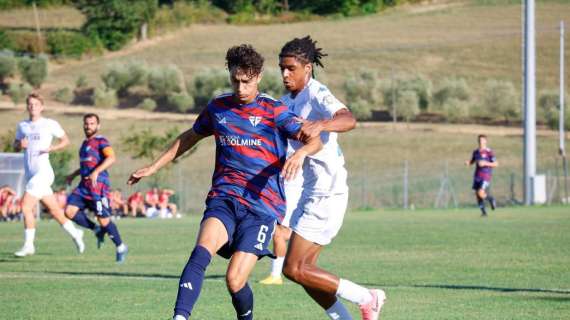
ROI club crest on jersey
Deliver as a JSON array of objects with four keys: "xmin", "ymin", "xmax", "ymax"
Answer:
[{"xmin": 249, "ymin": 116, "xmax": 262, "ymax": 127}]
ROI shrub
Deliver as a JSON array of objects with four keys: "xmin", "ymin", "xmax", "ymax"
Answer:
[
  {"xmin": 3, "ymin": 30, "xmax": 45, "ymax": 54},
  {"xmin": 137, "ymin": 98, "xmax": 157, "ymax": 111},
  {"xmin": 442, "ymin": 98, "xmax": 470, "ymax": 123},
  {"xmin": 538, "ymin": 90, "xmax": 569, "ymax": 130},
  {"xmin": 397, "ymin": 75, "xmax": 432, "ymax": 111},
  {"xmin": 343, "ymin": 69, "xmax": 383, "ymax": 120},
  {"xmin": 47, "ymin": 31, "xmax": 99, "ymax": 59},
  {"xmin": 75, "ymin": 74, "xmax": 89, "ymax": 89},
  {"xmin": 18, "ymin": 55, "xmax": 48, "ymax": 88},
  {"xmin": 397, "ymin": 90, "xmax": 420, "ymax": 123},
  {"xmin": 259, "ymin": 68, "xmax": 284, "ymax": 98},
  {"xmin": 167, "ymin": 93, "xmax": 195, "ymax": 113},
  {"xmin": 148, "ymin": 64, "xmax": 184, "ymax": 98},
  {"xmin": 7, "ymin": 82, "xmax": 33, "ymax": 106},
  {"xmin": 150, "ymin": 1, "xmax": 226, "ymax": 35},
  {"xmin": 0, "ymin": 29, "xmax": 15, "ymax": 51},
  {"xmin": 483, "ymin": 80, "xmax": 518, "ymax": 123},
  {"xmin": 187, "ymin": 68, "xmax": 231, "ymax": 108},
  {"xmin": 433, "ymin": 78, "xmax": 470, "ymax": 106},
  {"xmin": 101, "ymin": 62, "xmax": 148, "ymax": 96},
  {"xmin": 0, "ymin": 49, "xmax": 17, "ymax": 84},
  {"xmin": 92, "ymin": 87, "xmax": 118, "ymax": 109},
  {"xmin": 53, "ymin": 87, "xmax": 73, "ymax": 104}
]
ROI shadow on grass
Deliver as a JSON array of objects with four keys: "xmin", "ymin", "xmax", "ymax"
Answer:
[
  {"xmin": 363, "ymin": 283, "xmax": 570, "ymax": 295},
  {"xmin": 45, "ymin": 270, "xmax": 225, "ymax": 281}
]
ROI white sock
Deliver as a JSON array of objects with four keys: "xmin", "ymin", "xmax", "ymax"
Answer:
[
  {"xmin": 325, "ymin": 300, "xmax": 353, "ymax": 320},
  {"xmin": 271, "ymin": 256, "xmax": 285, "ymax": 277},
  {"xmin": 61, "ymin": 220, "xmax": 81, "ymax": 238},
  {"xmin": 336, "ymin": 279, "xmax": 373, "ymax": 305},
  {"xmin": 24, "ymin": 228, "xmax": 36, "ymax": 247},
  {"xmin": 117, "ymin": 243, "xmax": 127, "ymax": 253},
  {"xmin": 173, "ymin": 315, "xmax": 186, "ymax": 320}
]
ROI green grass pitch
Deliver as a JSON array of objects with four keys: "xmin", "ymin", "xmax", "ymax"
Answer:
[{"xmin": 1, "ymin": 207, "xmax": 569, "ymax": 319}]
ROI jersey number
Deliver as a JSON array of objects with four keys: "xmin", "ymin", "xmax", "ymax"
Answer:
[{"xmin": 257, "ymin": 225, "xmax": 269, "ymax": 243}]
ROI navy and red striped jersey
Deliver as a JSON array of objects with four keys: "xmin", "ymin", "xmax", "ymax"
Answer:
[
  {"xmin": 193, "ymin": 93, "xmax": 301, "ymax": 221},
  {"xmin": 74, "ymin": 135, "xmax": 112, "ymax": 200},
  {"xmin": 471, "ymin": 148, "xmax": 496, "ymax": 182}
]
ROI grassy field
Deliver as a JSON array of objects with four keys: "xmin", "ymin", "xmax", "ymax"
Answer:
[{"xmin": 0, "ymin": 206, "xmax": 568, "ymax": 319}]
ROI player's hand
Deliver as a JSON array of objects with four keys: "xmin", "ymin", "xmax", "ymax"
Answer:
[
  {"xmin": 298, "ymin": 120, "xmax": 324, "ymax": 142},
  {"xmin": 88, "ymin": 172, "xmax": 99, "ymax": 188},
  {"xmin": 282, "ymin": 150, "xmax": 307, "ymax": 181},
  {"xmin": 477, "ymin": 160, "xmax": 488, "ymax": 167},
  {"xmin": 127, "ymin": 166, "xmax": 156, "ymax": 185},
  {"xmin": 39, "ymin": 146, "xmax": 52, "ymax": 154},
  {"xmin": 65, "ymin": 175, "xmax": 74, "ymax": 186},
  {"xmin": 464, "ymin": 160, "xmax": 471, "ymax": 166},
  {"xmin": 19, "ymin": 138, "xmax": 29, "ymax": 149}
]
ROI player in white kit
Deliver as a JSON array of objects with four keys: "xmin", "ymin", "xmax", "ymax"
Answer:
[
  {"xmin": 274, "ymin": 36, "xmax": 385, "ymax": 320},
  {"xmin": 13, "ymin": 93, "xmax": 85, "ymax": 257}
]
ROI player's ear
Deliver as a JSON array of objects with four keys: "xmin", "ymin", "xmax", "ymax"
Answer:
[
  {"xmin": 256, "ymin": 71, "xmax": 264, "ymax": 84},
  {"xmin": 304, "ymin": 63, "xmax": 312, "ymax": 75}
]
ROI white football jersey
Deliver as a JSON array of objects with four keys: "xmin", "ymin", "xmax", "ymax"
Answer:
[
  {"xmin": 15, "ymin": 118, "xmax": 65, "ymax": 176},
  {"xmin": 281, "ymin": 78, "xmax": 348, "ymax": 196}
]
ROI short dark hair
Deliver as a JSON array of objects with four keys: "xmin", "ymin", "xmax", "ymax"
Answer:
[
  {"xmin": 478, "ymin": 134, "xmax": 487, "ymax": 141},
  {"xmin": 83, "ymin": 113, "xmax": 100, "ymax": 123},
  {"xmin": 279, "ymin": 35, "xmax": 327, "ymax": 70},
  {"xmin": 26, "ymin": 92, "xmax": 44, "ymax": 105},
  {"xmin": 225, "ymin": 44, "xmax": 264, "ymax": 77}
]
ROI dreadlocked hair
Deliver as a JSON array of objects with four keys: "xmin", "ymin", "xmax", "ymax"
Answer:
[
  {"xmin": 279, "ymin": 35, "xmax": 327, "ymax": 71},
  {"xmin": 225, "ymin": 44, "xmax": 264, "ymax": 77}
]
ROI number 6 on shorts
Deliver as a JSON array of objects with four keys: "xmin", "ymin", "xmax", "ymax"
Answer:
[{"xmin": 257, "ymin": 225, "xmax": 268, "ymax": 243}]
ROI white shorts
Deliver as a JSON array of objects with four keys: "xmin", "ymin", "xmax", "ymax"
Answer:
[
  {"xmin": 25, "ymin": 171, "xmax": 54, "ymax": 199},
  {"xmin": 289, "ymin": 192, "xmax": 349, "ymax": 246},
  {"xmin": 281, "ymin": 186, "xmax": 303, "ymax": 228}
]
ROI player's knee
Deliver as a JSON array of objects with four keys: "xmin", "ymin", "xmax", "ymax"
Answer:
[
  {"xmin": 283, "ymin": 259, "xmax": 304, "ymax": 284},
  {"xmin": 226, "ymin": 272, "xmax": 247, "ymax": 293}
]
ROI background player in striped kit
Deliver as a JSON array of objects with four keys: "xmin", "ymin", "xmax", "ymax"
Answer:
[
  {"xmin": 64, "ymin": 113, "xmax": 128, "ymax": 262},
  {"xmin": 13, "ymin": 92, "xmax": 85, "ymax": 257},
  {"xmin": 127, "ymin": 44, "xmax": 322, "ymax": 320},
  {"xmin": 465, "ymin": 134, "xmax": 498, "ymax": 216},
  {"xmin": 269, "ymin": 36, "xmax": 385, "ymax": 320}
]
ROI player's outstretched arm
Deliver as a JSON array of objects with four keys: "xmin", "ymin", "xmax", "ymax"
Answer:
[
  {"xmin": 297, "ymin": 109, "xmax": 356, "ymax": 141},
  {"xmin": 127, "ymin": 129, "xmax": 205, "ymax": 185},
  {"xmin": 282, "ymin": 135, "xmax": 323, "ymax": 181},
  {"xmin": 66, "ymin": 169, "xmax": 81, "ymax": 185}
]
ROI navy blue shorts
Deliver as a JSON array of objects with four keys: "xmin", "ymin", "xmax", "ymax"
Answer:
[
  {"xmin": 472, "ymin": 179, "xmax": 491, "ymax": 191},
  {"xmin": 202, "ymin": 197, "xmax": 276, "ymax": 260},
  {"xmin": 67, "ymin": 192, "xmax": 112, "ymax": 218}
]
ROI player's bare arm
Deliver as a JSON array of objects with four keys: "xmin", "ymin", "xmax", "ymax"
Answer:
[
  {"xmin": 13, "ymin": 137, "xmax": 28, "ymax": 152},
  {"xmin": 127, "ymin": 128, "xmax": 205, "ymax": 185},
  {"xmin": 282, "ymin": 135, "xmax": 322, "ymax": 181},
  {"xmin": 41, "ymin": 134, "xmax": 70, "ymax": 154},
  {"xmin": 297, "ymin": 109, "xmax": 356, "ymax": 142},
  {"xmin": 88, "ymin": 147, "xmax": 116, "ymax": 188},
  {"xmin": 66, "ymin": 169, "xmax": 81, "ymax": 185}
]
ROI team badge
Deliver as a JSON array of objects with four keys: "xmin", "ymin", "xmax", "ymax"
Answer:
[{"xmin": 249, "ymin": 116, "xmax": 262, "ymax": 127}]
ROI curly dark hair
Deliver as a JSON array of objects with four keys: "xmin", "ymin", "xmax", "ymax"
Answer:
[
  {"xmin": 279, "ymin": 35, "xmax": 327, "ymax": 69},
  {"xmin": 225, "ymin": 44, "xmax": 264, "ymax": 77}
]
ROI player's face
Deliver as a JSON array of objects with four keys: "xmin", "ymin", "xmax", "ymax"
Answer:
[
  {"xmin": 479, "ymin": 137, "xmax": 487, "ymax": 148},
  {"xmin": 229, "ymin": 68, "xmax": 262, "ymax": 104},
  {"xmin": 279, "ymin": 56, "xmax": 311, "ymax": 94},
  {"xmin": 26, "ymin": 97, "xmax": 44, "ymax": 119},
  {"xmin": 83, "ymin": 117, "xmax": 100, "ymax": 138}
]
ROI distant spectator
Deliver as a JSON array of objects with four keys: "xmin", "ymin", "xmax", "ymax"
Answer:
[
  {"xmin": 144, "ymin": 187, "xmax": 160, "ymax": 218},
  {"xmin": 158, "ymin": 188, "xmax": 180, "ymax": 219},
  {"xmin": 0, "ymin": 185, "xmax": 16, "ymax": 221},
  {"xmin": 127, "ymin": 191, "xmax": 144, "ymax": 218},
  {"xmin": 110, "ymin": 189, "xmax": 128, "ymax": 217}
]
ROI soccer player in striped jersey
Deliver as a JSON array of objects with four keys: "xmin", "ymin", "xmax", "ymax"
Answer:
[
  {"xmin": 13, "ymin": 93, "xmax": 85, "ymax": 257},
  {"xmin": 465, "ymin": 134, "xmax": 498, "ymax": 216},
  {"xmin": 273, "ymin": 36, "xmax": 385, "ymax": 320},
  {"xmin": 64, "ymin": 113, "xmax": 128, "ymax": 262},
  {"xmin": 127, "ymin": 44, "xmax": 322, "ymax": 320}
]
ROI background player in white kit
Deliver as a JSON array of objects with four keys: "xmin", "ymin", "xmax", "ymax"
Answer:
[
  {"xmin": 13, "ymin": 93, "xmax": 85, "ymax": 257},
  {"xmin": 262, "ymin": 36, "xmax": 385, "ymax": 320}
]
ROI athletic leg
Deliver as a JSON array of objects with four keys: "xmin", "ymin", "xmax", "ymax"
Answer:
[
  {"xmin": 173, "ymin": 217, "xmax": 229, "ymax": 320},
  {"xmin": 226, "ymin": 251, "xmax": 258, "ymax": 320},
  {"xmin": 260, "ymin": 224, "xmax": 291, "ymax": 285},
  {"xmin": 65, "ymin": 204, "xmax": 96, "ymax": 230},
  {"xmin": 15, "ymin": 192, "xmax": 39, "ymax": 256},
  {"xmin": 42, "ymin": 194, "xmax": 85, "ymax": 253}
]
